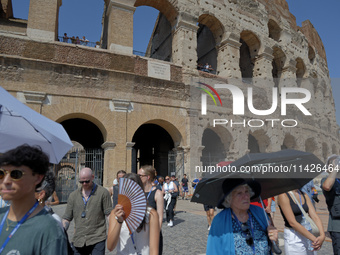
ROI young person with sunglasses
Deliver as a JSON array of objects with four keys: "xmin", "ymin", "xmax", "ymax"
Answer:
[
  {"xmin": 206, "ymin": 178, "xmax": 278, "ymax": 255},
  {"xmin": 0, "ymin": 145, "xmax": 68, "ymax": 254},
  {"xmin": 62, "ymin": 167, "xmax": 112, "ymax": 255}
]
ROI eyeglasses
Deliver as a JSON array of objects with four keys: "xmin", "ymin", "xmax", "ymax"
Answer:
[
  {"xmin": 138, "ymin": 174, "xmax": 148, "ymax": 178},
  {"xmin": 79, "ymin": 180, "xmax": 91, "ymax": 184},
  {"xmin": 241, "ymin": 223, "xmax": 254, "ymax": 246},
  {"xmin": 165, "ymin": 178, "xmax": 170, "ymax": 180},
  {"xmin": 0, "ymin": 169, "xmax": 26, "ymax": 181}
]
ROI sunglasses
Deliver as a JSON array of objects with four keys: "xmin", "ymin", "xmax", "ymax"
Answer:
[
  {"xmin": 0, "ymin": 169, "xmax": 26, "ymax": 181},
  {"xmin": 79, "ymin": 180, "xmax": 91, "ymax": 184},
  {"xmin": 241, "ymin": 223, "xmax": 254, "ymax": 246},
  {"xmin": 165, "ymin": 178, "xmax": 170, "ymax": 180}
]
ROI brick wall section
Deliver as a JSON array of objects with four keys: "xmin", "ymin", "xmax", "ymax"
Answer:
[{"xmin": 0, "ymin": 36, "xmax": 182, "ymax": 82}]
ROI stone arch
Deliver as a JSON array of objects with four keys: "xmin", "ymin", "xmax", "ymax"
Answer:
[
  {"xmin": 281, "ymin": 133, "xmax": 296, "ymax": 150},
  {"xmin": 308, "ymin": 45, "xmax": 316, "ymax": 64},
  {"xmin": 322, "ymin": 142, "xmax": 329, "ymax": 161},
  {"xmin": 197, "ymin": 14, "xmax": 224, "ymax": 74},
  {"xmin": 332, "ymin": 144, "xmax": 337, "ymax": 154},
  {"xmin": 296, "ymin": 57, "xmax": 306, "ymax": 87},
  {"xmin": 272, "ymin": 46, "xmax": 286, "ymax": 87},
  {"xmin": 58, "ymin": 113, "xmax": 106, "ymax": 148},
  {"xmin": 134, "ymin": 0, "xmax": 178, "ymax": 25},
  {"xmin": 142, "ymin": 119, "xmax": 182, "ymax": 147},
  {"xmin": 132, "ymin": 122, "xmax": 177, "ymax": 176},
  {"xmin": 248, "ymin": 130, "xmax": 270, "ymax": 153},
  {"xmin": 56, "ymin": 113, "xmax": 107, "ymax": 142},
  {"xmin": 201, "ymin": 128, "xmax": 226, "ymax": 167},
  {"xmin": 268, "ymin": 19, "xmax": 281, "ymax": 42},
  {"xmin": 305, "ymin": 138, "xmax": 316, "ymax": 154},
  {"xmin": 239, "ymin": 30, "xmax": 261, "ymax": 81}
]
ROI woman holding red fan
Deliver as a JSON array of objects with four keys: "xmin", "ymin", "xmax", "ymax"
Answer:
[{"xmin": 107, "ymin": 173, "xmax": 160, "ymax": 255}]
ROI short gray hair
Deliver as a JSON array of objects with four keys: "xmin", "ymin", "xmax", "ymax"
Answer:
[{"xmin": 222, "ymin": 184, "xmax": 255, "ymax": 208}]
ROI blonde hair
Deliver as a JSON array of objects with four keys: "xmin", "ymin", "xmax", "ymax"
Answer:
[{"xmin": 140, "ymin": 165, "xmax": 156, "ymax": 181}]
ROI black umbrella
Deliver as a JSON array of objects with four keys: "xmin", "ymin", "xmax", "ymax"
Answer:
[{"xmin": 191, "ymin": 149, "xmax": 324, "ymax": 207}]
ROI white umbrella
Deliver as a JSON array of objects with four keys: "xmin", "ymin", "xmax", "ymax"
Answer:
[{"xmin": 0, "ymin": 86, "xmax": 73, "ymax": 164}]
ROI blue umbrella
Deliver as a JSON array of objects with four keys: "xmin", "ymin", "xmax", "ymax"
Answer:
[{"xmin": 0, "ymin": 86, "xmax": 73, "ymax": 163}]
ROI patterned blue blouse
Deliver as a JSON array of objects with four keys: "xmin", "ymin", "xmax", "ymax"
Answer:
[{"xmin": 232, "ymin": 214, "xmax": 271, "ymax": 255}]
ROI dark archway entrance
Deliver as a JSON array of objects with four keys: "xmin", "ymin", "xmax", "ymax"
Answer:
[
  {"xmin": 248, "ymin": 133, "xmax": 260, "ymax": 153},
  {"xmin": 56, "ymin": 118, "xmax": 104, "ymax": 202},
  {"xmin": 132, "ymin": 124, "xmax": 174, "ymax": 177}
]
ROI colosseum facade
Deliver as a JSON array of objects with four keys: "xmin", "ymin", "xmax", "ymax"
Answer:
[{"xmin": 0, "ymin": 0, "xmax": 339, "ymax": 197}]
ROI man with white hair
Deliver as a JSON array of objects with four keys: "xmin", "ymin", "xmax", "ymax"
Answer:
[{"xmin": 62, "ymin": 167, "xmax": 112, "ymax": 255}]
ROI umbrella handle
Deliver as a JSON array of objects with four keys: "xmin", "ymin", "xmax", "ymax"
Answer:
[{"xmin": 272, "ymin": 240, "xmax": 282, "ymax": 254}]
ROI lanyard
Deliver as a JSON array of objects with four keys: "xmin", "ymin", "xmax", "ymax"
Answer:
[
  {"xmin": 146, "ymin": 188, "xmax": 153, "ymax": 200},
  {"xmin": 82, "ymin": 183, "xmax": 96, "ymax": 206},
  {"xmin": 231, "ymin": 210, "xmax": 255, "ymax": 254},
  {"xmin": 0, "ymin": 201, "xmax": 39, "ymax": 253},
  {"xmin": 130, "ymin": 233, "xmax": 141, "ymax": 255}
]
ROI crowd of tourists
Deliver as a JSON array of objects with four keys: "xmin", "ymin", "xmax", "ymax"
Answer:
[{"xmin": 1, "ymin": 145, "xmax": 340, "ymax": 254}]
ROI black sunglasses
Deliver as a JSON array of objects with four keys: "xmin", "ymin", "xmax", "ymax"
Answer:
[
  {"xmin": 79, "ymin": 180, "xmax": 91, "ymax": 184},
  {"xmin": 0, "ymin": 169, "xmax": 26, "ymax": 181},
  {"xmin": 241, "ymin": 223, "xmax": 254, "ymax": 246}
]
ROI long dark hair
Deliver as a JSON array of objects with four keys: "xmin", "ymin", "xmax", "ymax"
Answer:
[{"xmin": 123, "ymin": 173, "xmax": 147, "ymax": 232}]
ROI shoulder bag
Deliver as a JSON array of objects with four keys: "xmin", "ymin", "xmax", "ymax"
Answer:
[{"xmin": 288, "ymin": 191, "xmax": 320, "ymax": 236}]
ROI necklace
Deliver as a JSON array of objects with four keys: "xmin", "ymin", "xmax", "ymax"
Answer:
[{"xmin": 5, "ymin": 218, "xmax": 15, "ymax": 231}]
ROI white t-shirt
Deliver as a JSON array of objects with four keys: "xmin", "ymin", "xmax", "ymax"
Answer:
[{"xmin": 117, "ymin": 207, "xmax": 151, "ymax": 255}]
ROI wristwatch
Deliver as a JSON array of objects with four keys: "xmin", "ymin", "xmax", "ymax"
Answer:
[{"xmin": 115, "ymin": 216, "xmax": 123, "ymax": 224}]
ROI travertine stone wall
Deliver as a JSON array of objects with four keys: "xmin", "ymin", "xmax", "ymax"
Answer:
[{"xmin": 0, "ymin": 0, "xmax": 339, "ymax": 185}]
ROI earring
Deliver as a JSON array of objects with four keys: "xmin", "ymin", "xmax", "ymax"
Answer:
[{"xmin": 38, "ymin": 198, "xmax": 43, "ymax": 204}]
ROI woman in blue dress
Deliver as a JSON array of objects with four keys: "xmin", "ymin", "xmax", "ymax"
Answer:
[{"xmin": 206, "ymin": 178, "xmax": 278, "ymax": 255}]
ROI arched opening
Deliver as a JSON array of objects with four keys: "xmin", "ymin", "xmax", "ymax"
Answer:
[
  {"xmin": 272, "ymin": 46, "xmax": 286, "ymax": 87},
  {"xmin": 305, "ymin": 138, "xmax": 316, "ymax": 154},
  {"xmin": 197, "ymin": 14, "xmax": 224, "ymax": 74},
  {"xmin": 332, "ymin": 144, "xmax": 337, "ymax": 154},
  {"xmin": 132, "ymin": 124, "xmax": 174, "ymax": 177},
  {"xmin": 201, "ymin": 128, "xmax": 226, "ymax": 167},
  {"xmin": 281, "ymin": 133, "xmax": 296, "ymax": 150},
  {"xmin": 296, "ymin": 57, "xmax": 306, "ymax": 87},
  {"xmin": 249, "ymin": 130, "xmax": 270, "ymax": 153},
  {"xmin": 308, "ymin": 45, "xmax": 315, "ymax": 64},
  {"xmin": 268, "ymin": 19, "xmax": 281, "ymax": 42},
  {"xmin": 58, "ymin": 0, "xmax": 104, "ymax": 47},
  {"xmin": 322, "ymin": 142, "xmax": 329, "ymax": 161},
  {"xmin": 61, "ymin": 118, "xmax": 104, "ymax": 148},
  {"xmin": 57, "ymin": 118, "xmax": 105, "ymax": 201},
  {"xmin": 248, "ymin": 133, "xmax": 260, "ymax": 153},
  {"xmin": 134, "ymin": 6, "xmax": 172, "ymax": 61},
  {"xmin": 239, "ymin": 31, "xmax": 260, "ymax": 83}
]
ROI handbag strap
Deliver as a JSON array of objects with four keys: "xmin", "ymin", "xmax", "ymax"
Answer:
[{"xmin": 288, "ymin": 191, "xmax": 309, "ymax": 218}]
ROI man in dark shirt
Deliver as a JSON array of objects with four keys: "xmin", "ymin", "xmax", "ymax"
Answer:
[
  {"xmin": 181, "ymin": 174, "xmax": 189, "ymax": 200},
  {"xmin": 62, "ymin": 167, "xmax": 112, "ymax": 255},
  {"xmin": 322, "ymin": 155, "xmax": 340, "ymax": 255}
]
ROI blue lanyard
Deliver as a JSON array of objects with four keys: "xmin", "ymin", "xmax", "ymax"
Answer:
[
  {"xmin": 146, "ymin": 188, "xmax": 153, "ymax": 200},
  {"xmin": 0, "ymin": 201, "xmax": 39, "ymax": 253},
  {"xmin": 82, "ymin": 183, "xmax": 96, "ymax": 206},
  {"xmin": 231, "ymin": 210, "xmax": 255, "ymax": 254},
  {"xmin": 130, "ymin": 233, "xmax": 141, "ymax": 255}
]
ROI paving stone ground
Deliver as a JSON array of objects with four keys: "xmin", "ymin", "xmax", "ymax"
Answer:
[{"xmin": 53, "ymin": 195, "xmax": 334, "ymax": 255}]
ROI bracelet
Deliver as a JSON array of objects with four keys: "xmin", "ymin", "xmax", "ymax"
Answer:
[{"xmin": 115, "ymin": 216, "xmax": 123, "ymax": 224}]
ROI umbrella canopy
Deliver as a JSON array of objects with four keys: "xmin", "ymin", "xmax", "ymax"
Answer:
[
  {"xmin": 191, "ymin": 149, "xmax": 324, "ymax": 207},
  {"xmin": 0, "ymin": 86, "xmax": 73, "ymax": 164}
]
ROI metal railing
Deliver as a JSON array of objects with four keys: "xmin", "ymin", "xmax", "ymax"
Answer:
[{"xmin": 58, "ymin": 36, "xmax": 98, "ymax": 48}]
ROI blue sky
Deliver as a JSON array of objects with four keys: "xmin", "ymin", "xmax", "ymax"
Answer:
[{"xmin": 11, "ymin": 0, "xmax": 340, "ymax": 125}]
